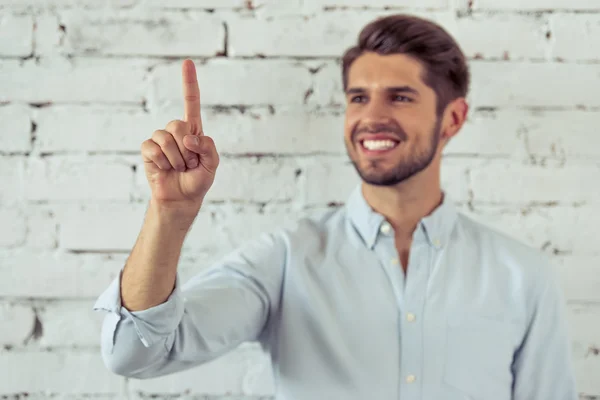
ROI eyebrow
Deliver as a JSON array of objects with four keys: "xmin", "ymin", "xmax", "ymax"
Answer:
[{"xmin": 345, "ymin": 86, "xmax": 420, "ymax": 95}]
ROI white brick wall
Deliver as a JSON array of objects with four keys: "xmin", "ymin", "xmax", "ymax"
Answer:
[{"xmin": 1, "ymin": 0, "xmax": 599, "ymax": 398}]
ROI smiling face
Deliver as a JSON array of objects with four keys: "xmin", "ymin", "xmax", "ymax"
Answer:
[{"xmin": 344, "ymin": 52, "xmax": 443, "ymax": 187}]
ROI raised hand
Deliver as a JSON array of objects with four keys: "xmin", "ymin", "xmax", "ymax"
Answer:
[{"xmin": 141, "ymin": 59, "xmax": 219, "ymax": 213}]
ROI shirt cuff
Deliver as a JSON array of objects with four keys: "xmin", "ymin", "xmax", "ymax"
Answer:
[{"xmin": 93, "ymin": 268, "xmax": 185, "ymax": 348}]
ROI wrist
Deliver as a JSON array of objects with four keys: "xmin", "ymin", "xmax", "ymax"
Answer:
[{"xmin": 147, "ymin": 197, "xmax": 201, "ymax": 230}]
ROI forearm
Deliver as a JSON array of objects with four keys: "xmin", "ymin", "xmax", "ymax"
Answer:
[
  {"xmin": 94, "ymin": 228, "xmax": 285, "ymax": 378},
  {"xmin": 120, "ymin": 199, "xmax": 198, "ymax": 311}
]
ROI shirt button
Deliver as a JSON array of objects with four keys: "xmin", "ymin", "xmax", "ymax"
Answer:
[
  {"xmin": 406, "ymin": 374, "xmax": 416, "ymax": 383},
  {"xmin": 380, "ymin": 222, "xmax": 391, "ymax": 235},
  {"xmin": 433, "ymin": 238, "xmax": 442, "ymax": 247},
  {"xmin": 391, "ymin": 258, "xmax": 398, "ymax": 265},
  {"xmin": 407, "ymin": 313, "xmax": 416, "ymax": 322}
]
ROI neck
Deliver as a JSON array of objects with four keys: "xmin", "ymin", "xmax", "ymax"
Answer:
[{"xmin": 362, "ymin": 161, "xmax": 443, "ymax": 241}]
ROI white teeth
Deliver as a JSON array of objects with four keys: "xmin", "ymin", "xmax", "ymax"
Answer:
[{"xmin": 362, "ymin": 139, "xmax": 398, "ymax": 151}]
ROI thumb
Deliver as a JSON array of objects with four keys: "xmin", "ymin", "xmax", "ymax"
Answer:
[{"xmin": 184, "ymin": 134, "xmax": 219, "ymax": 173}]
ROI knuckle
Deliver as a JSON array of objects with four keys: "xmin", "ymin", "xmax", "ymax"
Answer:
[
  {"xmin": 153, "ymin": 131, "xmax": 175, "ymax": 148},
  {"xmin": 149, "ymin": 147, "xmax": 164, "ymax": 160},
  {"xmin": 141, "ymin": 139, "xmax": 157, "ymax": 155},
  {"xmin": 151, "ymin": 129, "xmax": 165, "ymax": 138},
  {"xmin": 165, "ymin": 120, "xmax": 188, "ymax": 135}
]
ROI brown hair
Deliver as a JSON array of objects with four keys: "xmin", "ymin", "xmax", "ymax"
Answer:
[{"xmin": 341, "ymin": 14, "xmax": 470, "ymax": 115}]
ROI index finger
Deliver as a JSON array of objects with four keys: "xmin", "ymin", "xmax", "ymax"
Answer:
[{"xmin": 182, "ymin": 59, "xmax": 203, "ymax": 135}]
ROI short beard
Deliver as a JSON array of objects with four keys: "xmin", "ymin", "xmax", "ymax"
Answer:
[{"xmin": 349, "ymin": 117, "xmax": 442, "ymax": 186}]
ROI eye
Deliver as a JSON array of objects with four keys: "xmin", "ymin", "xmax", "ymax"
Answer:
[
  {"xmin": 393, "ymin": 95, "xmax": 412, "ymax": 102},
  {"xmin": 350, "ymin": 95, "xmax": 367, "ymax": 103}
]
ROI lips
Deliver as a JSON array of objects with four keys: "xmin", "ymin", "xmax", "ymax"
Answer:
[
  {"xmin": 356, "ymin": 133, "xmax": 401, "ymax": 143},
  {"xmin": 356, "ymin": 133, "xmax": 401, "ymax": 155},
  {"xmin": 361, "ymin": 139, "xmax": 399, "ymax": 151}
]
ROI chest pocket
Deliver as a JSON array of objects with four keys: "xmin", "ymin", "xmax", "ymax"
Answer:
[{"xmin": 443, "ymin": 315, "xmax": 516, "ymax": 400}]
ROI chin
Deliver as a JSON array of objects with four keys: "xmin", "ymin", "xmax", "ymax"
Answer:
[
  {"xmin": 354, "ymin": 166, "xmax": 405, "ymax": 186},
  {"xmin": 352, "ymin": 156, "xmax": 433, "ymax": 186}
]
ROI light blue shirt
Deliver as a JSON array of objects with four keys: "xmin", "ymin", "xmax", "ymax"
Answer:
[{"xmin": 94, "ymin": 185, "xmax": 578, "ymax": 400}]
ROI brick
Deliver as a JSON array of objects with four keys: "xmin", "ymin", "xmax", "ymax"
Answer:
[
  {"xmin": 206, "ymin": 157, "xmax": 301, "ymax": 203},
  {"xmin": 140, "ymin": 0, "xmax": 303, "ymax": 14},
  {"xmin": 229, "ymin": 12, "xmax": 377, "ymax": 57},
  {"xmin": 251, "ymin": 0, "xmax": 305, "ymax": 15},
  {"xmin": 302, "ymin": 0, "xmax": 449, "ymax": 9},
  {"xmin": 56, "ymin": 10, "xmax": 224, "ymax": 57},
  {"xmin": 24, "ymin": 206, "xmax": 58, "ymax": 249},
  {"xmin": 575, "ymin": 361, "xmax": 600, "ymax": 398},
  {"xmin": 38, "ymin": 301, "xmax": 104, "ymax": 348},
  {"xmin": 308, "ymin": 61, "xmax": 345, "ymax": 107},
  {"xmin": 467, "ymin": 205, "xmax": 600, "ymax": 255},
  {"xmin": 35, "ymin": 105, "xmax": 346, "ymax": 155},
  {"xmin": 523, "ymin": 110, "xmax": 600, "ymax": 159},
  {"xmin": 455, "ymin": 13, "xmax": 549, "ymax": 60},
  {"xmin": 34, "ymin": 13, "xmax": 63, "ymax": 55},
  {"xmin": 127, "ymin": 343, "xmax": 274, "ymax": 396},
  {"xmin": 212, "ymin": 204, "xmax": 306, "ymax": 248},
  {"xmin": 204, "ymin": 107, "xmax": 345, "ymax": 155},
  {"xmin": 469, "ymin": 62, "xmax": 600, "ymax": 108},
  {"xmin": 450, "ymin": 109, "xmax": 600, "ymax": 160},
  {"xmin": 554, "ymin": 255, "xmax": 600, "ymax": 302},
  {"xmin": 150, "ymin": 59, "xmax": 312, "ymax": 108},
  {"xmin": 0, "ymin": 249, "xmax": 125, "ymax": 298},
  {"xmin": 141, "ymin": 0, "xmax": 246, "ymax": 7},
  {"xmin": 304, "ymin": 157, "xmax": 360, "ymax": 204},
  {"xmin": 470, "ymin": 162, "xmax": 600, "ymax": 204},
  {"xmin": 133, "ymin": 156, "xmax": 302, "ymax": 204},
  {"xmin": 131, "ymin": 396, "xmax": 272, "ymax": 400},
  {"xmin": 0, "ymin": 14, "xmax": 33, "ymax": 56},
  {"xmin": 0, "ymin": 156, "xmax": 25, "ymax": 206},
  {"xmin": 0, "ymin": 104, "xmax": 32, "ymax": 153},
  {"xmin": 0, "ymin": 0, "xmax": 137, "ymax": 6},
  {"xmin": 0, "ymin": 58, "xmax": 147, "ymax": 103},
  {"xmin": 440, "ymin": 159, "xmax": 470, "ymax": 203},
  {"xmin": 552, "ymin": 14, "xmax": 600, "ymax": 61},
  {"xmin": 0, "ymin": 208, "xmax": 27, "ymax": 248},
  {"xmin": 473, "ymin": 0, "xmax": 600, "ymax": 10},
  {"xmin": 229, "ymin": 11, "xmax": 456, "ymax": 57},
  {"xmin": 34, "ymin": 105, "xmax": 155, "ymax": 153},
  {"xmin": 444, "ymin": 109, "xmax": 528, "ymax": 157},
  {"xmin": 57, "ymin": 203, "xmax": 146, "ymax": 252},
  {"xmin": 567, "ymin": 304, "xmax": 600, "ymax": 395},
  {"xmin": 23, "ymin": 156, "xmax": 132, "ymax": 202},
  {"xmin": 0, "ymin": 303, "xmax": 35, "ymax": 346},
  {"xmin": 58, "ymin": 203, "xmax": 223, "ymax": 254},
  {"xmin": 231, "ymin": 11, "xmax": 547, "ymax": 59},
  {"xmin": 0, "ymin": 351, "xmax": 123, "ymax": 394}
]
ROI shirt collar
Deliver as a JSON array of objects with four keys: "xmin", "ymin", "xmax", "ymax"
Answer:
[{"xmin": 346, "ymin": 184, "xmax": 458, "ymax": 250}]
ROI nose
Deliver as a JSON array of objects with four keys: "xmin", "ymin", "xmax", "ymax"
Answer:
[{"xmin": 361, "ymin": 97, "xmax": 394, "ymax": 123}]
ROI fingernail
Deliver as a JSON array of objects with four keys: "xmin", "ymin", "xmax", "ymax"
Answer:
[
  {"xmin": 189, "ymin": 158, "xmax": 198, "ymax": 168},
  {"xmin": 192, "ymin": 136, "xmax": 199, "ymax": 145}
]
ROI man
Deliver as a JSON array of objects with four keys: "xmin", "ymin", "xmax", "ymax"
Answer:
[{"xmin": 94, "ymin": 14, "xmax": 578, "ymax": 400}]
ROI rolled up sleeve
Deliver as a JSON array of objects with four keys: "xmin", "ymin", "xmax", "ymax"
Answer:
[
  {"xmin": 93, "ymin": 269, "xmax": 185, "ymax": 350},
  {"xmin": 93, "ymin": 231, "xmax": 286, "ymax": 379}
]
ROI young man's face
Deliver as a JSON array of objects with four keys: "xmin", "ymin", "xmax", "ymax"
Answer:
[{"xmin": 343, "ymin": 52, "xmax": 443, "ymax": 187}]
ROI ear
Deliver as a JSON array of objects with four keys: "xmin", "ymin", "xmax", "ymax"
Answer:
[{"xmin": 441, "ymin": 98, "xmax": 469, "ymax": 142}]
